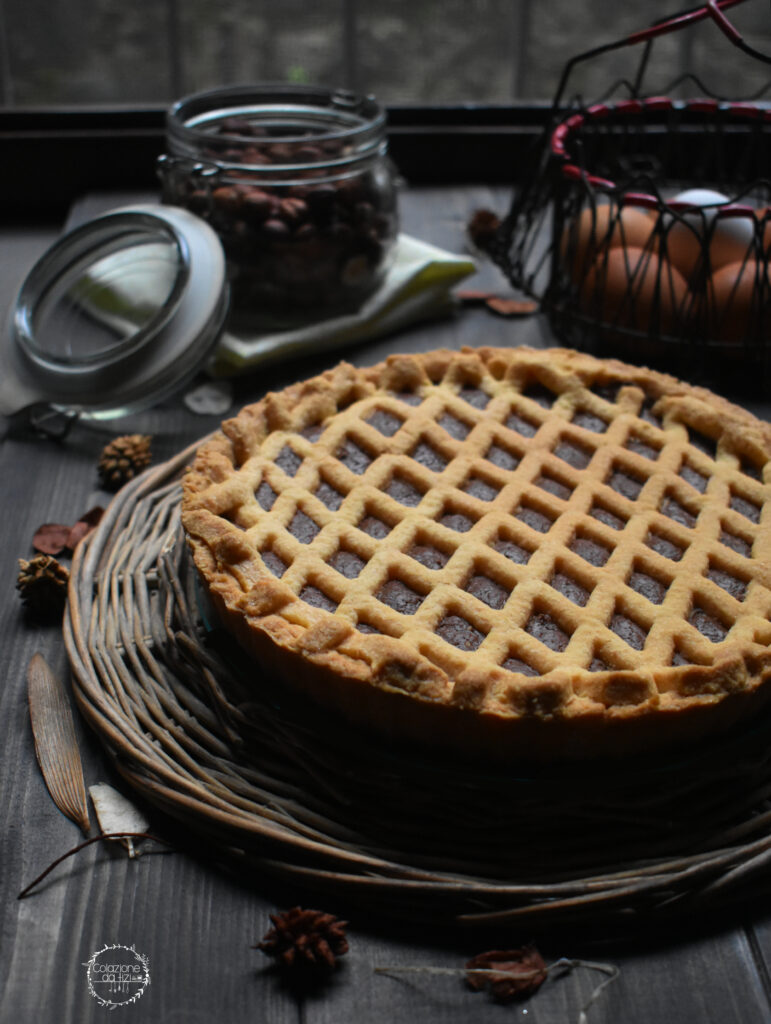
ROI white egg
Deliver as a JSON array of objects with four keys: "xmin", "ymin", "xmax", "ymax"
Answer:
[
  {"xmin": 674, "ymin": 188, "xmax": 730, "ymax": 208},
  {"xmin": 663, "ymin": 188, "xmax": 755, "ymax": 283}
]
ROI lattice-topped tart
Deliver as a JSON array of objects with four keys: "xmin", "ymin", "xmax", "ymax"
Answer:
[{"xmin": 182, "ymin": 347, "xmax": 771, "ymax": 760}]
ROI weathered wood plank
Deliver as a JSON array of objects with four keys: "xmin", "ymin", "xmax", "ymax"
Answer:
[{"xmin": 3, "ymin": 186, "xmax": 771, "ymax": 1023}]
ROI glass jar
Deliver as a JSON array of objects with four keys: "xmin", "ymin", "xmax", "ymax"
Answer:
[{"xmin": 158, "ymin": 84, "xmax": 399, "ymax": 327}]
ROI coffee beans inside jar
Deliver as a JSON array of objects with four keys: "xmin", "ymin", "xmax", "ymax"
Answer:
[{"xmin": 159, "ymin": 85, "xmax": 399, "ymax": 325}]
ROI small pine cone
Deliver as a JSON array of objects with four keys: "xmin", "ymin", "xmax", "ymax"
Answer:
[
  {"xmin": 98, "ymin": 434, "xmax": 152, "ymax": 491},
  {"xmin": 255, "ymin": 907, "xmax": 349, "ymax": 970},
  {"xmin": 17, "ymin": 555, "xmax": 69, "ymax": 619}
]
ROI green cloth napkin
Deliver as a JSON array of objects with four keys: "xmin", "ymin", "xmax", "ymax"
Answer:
[
  {"xmin": 71, "ymin": 233, "xmax": 475, "ymax": 379},
  {"xmin": 209, "ymin": 234, "xmax": 476, "ymax": 377}
]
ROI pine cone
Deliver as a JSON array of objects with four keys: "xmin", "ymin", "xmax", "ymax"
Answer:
[
  {"xmin": 98, "ymin": 434, "xmax": 152, "ymax": 491},
  {"xmin": 255, "ymin": 907, "xmax": 349, "ymax": 970},
  {"xmin": 17, "ymin": 555, "xmax": 69, "ymax": 619}
]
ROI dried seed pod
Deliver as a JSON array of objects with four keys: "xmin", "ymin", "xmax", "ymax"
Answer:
[
  {"xmin": 17, "ymin": 555, "xmax": 69, "ymax": 619},
  {"xmin": 98, "ymin": 434, "xmax": 152, "ymax": 491},
  {"xmin": 255, "ymin": 907, "xmax": 349, "ymax": 970}
]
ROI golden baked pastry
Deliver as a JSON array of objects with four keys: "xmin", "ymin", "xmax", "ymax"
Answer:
[{"xmin": 182, "ymin": 347, "xmax": 771, "ymax": 761}]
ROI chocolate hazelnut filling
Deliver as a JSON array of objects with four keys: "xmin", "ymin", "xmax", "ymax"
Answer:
[
  {"xmin": 411, "ymin": 441, "xmax": 448, "ymax": 472},
  {"xmin": 679, "ymin": 463, "xmax": 708, "ymax": 493},
  {"xmin": 437, "ymin": 413, "xmax": 470, "ymax": 440},
  {"xmin": 275, "ymin": 445, "xmax": 303, "ymax": 476},
  {"xmin": 300, "ymin": 585, "xmax": 338, "ymax": 612},
  {"xmin": 626, "ymin": 436, "xmax": 660, "ymax": 460},
  {"xmin": 492, "ymin": 536, "xmax": 532, "ymax": 564},
  {"xmin": 706, "ymin": 567, "xmax": 748, "ymax": 601},
  {"xmin": 629, "ymin": 571, "xmax": 668, "ymax": 604},
  {"xmin": 526, "ymin": 612, "xmax": 570, "ymax": 652},
  {"xmin": 505, "ymin": 412, "xmax": 538, "ymax": 437},
  {"xmin": 590, "ymin": 504, "xmax": 626, "ymax": 530},
  {"xmin": 261, "ymin": 550, "xmax": 287, "ymax": 577},
  {"xmin": 485, "ymin": 444, "xmax": 520, "ymax": 471},
  {"xmin": 440, "ymin": 510, "xmax": 476, "ymax": 533},
  {"xmin": 551, "ymin": 573, "xmax": 590, "ymax": 606},
  {"xmin": 330, "ymin": 549, "xmax": 366, "ymax": 579},
  {"xmin": 572, "ymin": 410, "xmax": 608, "ymax": 433},
  {"xmin": 289, "ymin": 510, "xmax": 320, "ymax": 543},
  {"xmin": 689, "ymin": 605, "xmax": 728, "ymax": 643},
  {"xmin": 366, "ymin": 410, "xmax": 403, "ymax": 436},
  {"xmin": 256, "ymin": 481, "xmax": 278, "ymax": 511},
  {"xmin": 536, "ymin": 475, "xmax": 572, "ymax": 501},
  {"xmin": 730, "ymin": 493, "xmax": 761, "ymax": 523},
  {"xmin": 502, "ymin": 656, "xmax": 539, "ymax": 676},
  {"xmin": 607, "ymin": 467, "xmax": 645, "ymax": 500},
  {"xmin": 646, "ymin": 531, "xmax": 685, "ymax": 561},
  {"xmin": 376, "ymin": 579, "xmax": 425, "ymax": 615},
  {"xmin": 660, "ymin": 496, "xmax": 697, "ymax": 529},
  {"xmin": 315, "ymin": 480, "xmax": 345, "ymax": 510},
  {"xmin": 610, "ymin": 613, "xmax": 648, "ymax": 650},
  {"xmin": 515, "ymin": 504, "xmax": 553, "ymax": 533},
  {"xmin": 337, "ymin": 438, "xmax": 373, "ymax": 475},
  {"xmin": 387, "ymin": 475, "xmax": 424, "ymax": 507},
  {"xmin": 570, "ymin": 534, "xmax": 610, "ymax": 566},
  {"xmin": 554, "ymin": 440, "xmax": 593, "ymax": 469},
  {"xmin": 459, "ymin": 386, "xmax": 490, "ymax": 409},
  {"xmin": 464, "ymin": 476, "xmax": 499, "ymax": 501},
  {"xmin": 436, "ymin": 615, "xmax": 485, "ymax": 651},
  {"xmin": 359, "ymin": 514, "xmax": 391, "ymax": 539},
  {"xmin": 408, "ymin": 543, "xmax": 450, "ymax": 570},
  {"xmin": 465, "ymin": 574, "xmax": 510, "ymax": 610},
  {"xmin": 719, "ymin": 529, "xmax": 752, "ymax": 557}
]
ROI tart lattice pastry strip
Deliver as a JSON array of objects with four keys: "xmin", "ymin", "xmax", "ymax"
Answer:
[{"xmin": 183, "ymin": 348, "xmax": 771, "ymax": 751}]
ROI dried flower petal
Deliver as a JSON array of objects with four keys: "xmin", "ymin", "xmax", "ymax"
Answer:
[
  {"xmin": 33, "ymin": 523, "xmax": 72, "ymax": 556},
  {"xmin": 465, "ymin": 947, "xmax": 547, "ymax": 1002}
]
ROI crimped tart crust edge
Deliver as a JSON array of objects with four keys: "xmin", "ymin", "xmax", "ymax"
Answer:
[{"xmin": 182, "ymin": 346, "xmax": 771, "ymax": 761}]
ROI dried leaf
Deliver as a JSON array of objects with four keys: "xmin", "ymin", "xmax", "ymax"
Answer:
[
  {"xmin": 66, "ymin": 508, "xmax": 104, "ymax": 552},
  {"xmin": 485, "ymin": 297, "xmax": 539, "ymax": 317},
  {"xmin": 33, "ymin": 523, "xmax": 72, "ymax": 556},
  {"xmin": 89, "ymin": 783, "xmax": 150, "ymax": 857},
  {"xmin": 457, "ymin": 289, "xmax": 498, "ymax": 304},
  {"xmin": 465, "ymin": 947, "xmax": 548, "ymax": 1002},
  {"xmin": 27, "ymin": 654, "xmax": 90, "ymax": 835}
]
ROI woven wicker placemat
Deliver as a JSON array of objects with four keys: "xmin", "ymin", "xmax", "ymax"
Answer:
[{"xmin": 64, "ymin": 440, "xmax": 771, "ymax": 926}]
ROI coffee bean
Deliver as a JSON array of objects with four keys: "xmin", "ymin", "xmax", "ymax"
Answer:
[{"xmin": 261, "ymin": 218, "xmax": 291, "ymax": 240}]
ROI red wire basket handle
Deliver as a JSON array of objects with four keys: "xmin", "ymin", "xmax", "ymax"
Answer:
[{"xmin": 551, "ymin": 0, "xmax": 771, "ymax": 111}]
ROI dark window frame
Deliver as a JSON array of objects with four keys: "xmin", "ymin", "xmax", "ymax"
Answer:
[{"xmin": 0, "ymin": 103, "xmax": 551, "ymax": 220}]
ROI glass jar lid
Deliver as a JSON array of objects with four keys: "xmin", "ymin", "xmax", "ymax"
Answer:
[{"xmin": 0, "ymin": 203, "xmax": 228, "ymax": 426}]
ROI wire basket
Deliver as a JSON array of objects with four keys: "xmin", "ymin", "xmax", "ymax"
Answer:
[{"xmin": 494, "ymin": 1, "xmax": 771, "ymax": 391}]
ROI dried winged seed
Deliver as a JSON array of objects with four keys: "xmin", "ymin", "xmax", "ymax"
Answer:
[
  {"xmin": 27, "ymin": 654, "xmax": 90, "ymax": 834},
  {"xmin": 465, "ymin": 947, "xmax": 548, "ymax": 1002}
]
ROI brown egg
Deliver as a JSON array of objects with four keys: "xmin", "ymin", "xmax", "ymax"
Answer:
[
  {"xmin": 561, "ymin": 204, "xmax": 657, "ymax": 284},
  {"xmin": 706, "ymin": 259, "xmax": 768, "ymax": 343},
  {"xmin": 580, "ymin": 247, "xmax": 688, "ymax": 335}
]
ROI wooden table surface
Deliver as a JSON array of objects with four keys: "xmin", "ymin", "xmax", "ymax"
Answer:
[{"xmin": 3, "ymin": 185, "xmax": 771, "ymax": 1024}]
